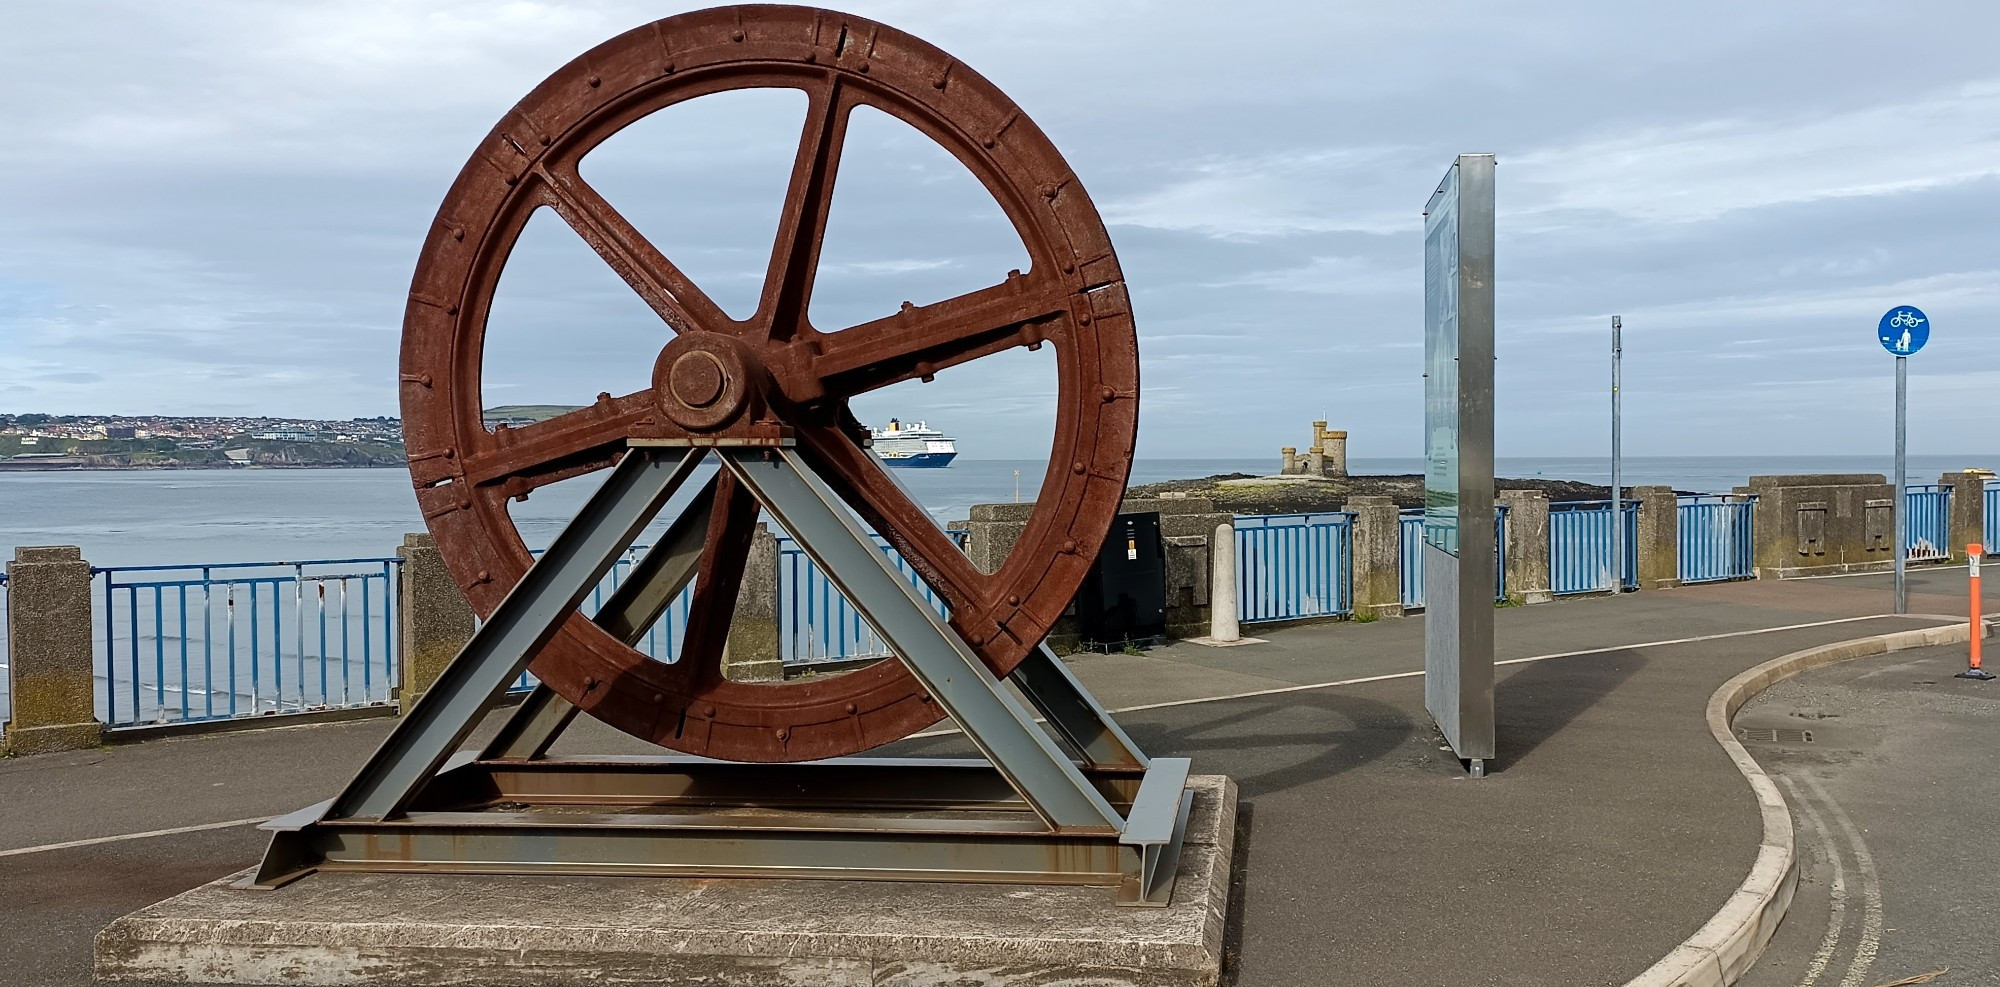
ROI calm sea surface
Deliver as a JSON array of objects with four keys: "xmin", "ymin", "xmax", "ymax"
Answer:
[{"xmin": 1, "ymin": 454, "xmax": 1992, "ymax": 568}]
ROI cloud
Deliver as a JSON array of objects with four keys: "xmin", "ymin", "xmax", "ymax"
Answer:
[
  {"xmin": 3, "ymin": 0, "xmax": 1999, "ymax": 460},
  {"xmin": 1506, "ymin": 80, "xmax": 2000, "ymax": 228},
  {"xmin": 1101, "ymin": 147, "xmax": 1418, "ymax": 240}
]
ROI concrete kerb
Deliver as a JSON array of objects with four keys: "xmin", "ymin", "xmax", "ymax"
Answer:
[{"xmin": 1620, "ymin": 619, "xmax": 1979, "ymax": 987}]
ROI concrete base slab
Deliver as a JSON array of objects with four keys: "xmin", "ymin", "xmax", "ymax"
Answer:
[
  {"xmin": 96, "ymin": 775, "xmax": 1237, "ymax": 987},
  {"xmin": 1182, "ymin": 636, "xmax": 1267, "ymax": 648}
]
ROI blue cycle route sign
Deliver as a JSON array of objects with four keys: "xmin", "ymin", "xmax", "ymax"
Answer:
[{"xmin": 1878, "ymin": 305, "xmax": 1929, "ymax": 356}]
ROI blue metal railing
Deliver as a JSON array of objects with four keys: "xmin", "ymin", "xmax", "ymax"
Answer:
[
  {"xmin": 1677, "ymin": 495, "xmax": 1756, "ymax": 584},
  {"xmin": 94, "ymin": 558, "xmax": 402, "ymax": 728},
  {"xmin": 1986, "ymin": 483, "xmax": 2000, "ymax": 555},
  {"xmin": 1905, "ymin": 485, "xmax": 1951, "ymax": 562},
  {"xmin": 1550, "ymin": 500, "xmax": 1639, "ymax": 595},
  {"xmin": 1399, "ymin": 506, "xmax": 1509, "ymax": 609},
  {"xmin": 776, "ymin": 530, "xmax": 963, "ymax": 664},
  {"xmin": 1234, "ymin": 513, "xmax": 1354, "ymax": 622}
]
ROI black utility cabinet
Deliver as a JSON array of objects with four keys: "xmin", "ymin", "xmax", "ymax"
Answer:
[{"xmin": 1076, "ymin": 511, "xmax": 1167, "ymax": 647}]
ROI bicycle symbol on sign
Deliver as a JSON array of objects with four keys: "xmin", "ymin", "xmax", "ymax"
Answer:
[{"xmin": 1888, "ymin": 310, "xmax": 1926, "ymax": 329}]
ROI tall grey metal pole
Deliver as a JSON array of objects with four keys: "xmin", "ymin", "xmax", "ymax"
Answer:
[
  {"xmin": 1895, "ymin": 354, "xmax": 1908, "ymax": 614},
  {"xmin": 1611, "ymin": 316, "xmax": 1623, "ymax": 593}
]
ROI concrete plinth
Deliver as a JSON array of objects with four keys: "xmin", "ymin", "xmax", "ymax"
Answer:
[
  {"xmin": 1346, "ymin": 496, "xmax": 1403, "ymax": 618},
  {"xmin": 1497, "ymin": 490, "xmax": 1553, "ymax": 604},
  {"xmin": 97, "ymin": 775, "xmax": 1238, "ymax": 987},
  {"xmin": 1632, "ymin": 485, "xmax": 1682, "ymax": 591},
  {"xmin": 722, "ymin": 523, "xmax": 784, "ymax": 683},
  {"xmin": 2, "ymin": 545, "xmax": 103, "ymax": 756},
  {"xmin": 395, "ymin": 533, "xmax": 474, "ymax": 713}
]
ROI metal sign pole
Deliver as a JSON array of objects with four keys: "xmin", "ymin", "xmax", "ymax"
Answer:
[
  {"xmin": 1876, "ymin": 304, "xmax": 1928, "ymax": 616},
  {"xmin": 1895, "ymin": 354, "xmax": 1907, "ymax": 614},
  {"xmin": 1611, "ymin": 316, "xmax": 1623, "ymax": 594}
]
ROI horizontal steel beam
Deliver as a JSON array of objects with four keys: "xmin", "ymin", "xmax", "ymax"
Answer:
[
  {"xmin": 414, "ymin": 755, "xmax": 1148, "ymax": 813},
  {"xmin": 288, "ymin": 810, "xmax": 1160, "ymax": 901}
]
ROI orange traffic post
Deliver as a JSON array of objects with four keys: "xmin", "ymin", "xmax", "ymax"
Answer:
[{"xmin": 1958, "ymin": 543, "xmax": 1995, "ymax": 681}]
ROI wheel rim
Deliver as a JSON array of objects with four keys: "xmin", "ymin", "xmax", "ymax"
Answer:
[{"xmin": 399, "ymin": 5, "xmax": 1139, "ymax": 762}]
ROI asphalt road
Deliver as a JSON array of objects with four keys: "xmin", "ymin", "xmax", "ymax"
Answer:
[{"xmin": 1737, "ymin": 643, "xmax": 2000, "ymax": 987}]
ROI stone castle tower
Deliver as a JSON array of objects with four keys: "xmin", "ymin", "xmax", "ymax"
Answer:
[{"xmin": 1280, "ymin": 421, "xmax": 1347, "ymax": 478}]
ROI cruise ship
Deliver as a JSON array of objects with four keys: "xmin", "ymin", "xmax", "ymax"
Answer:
[{"xmin": 870, "ymin": 419, "xmax": 958, "ymax": 468}]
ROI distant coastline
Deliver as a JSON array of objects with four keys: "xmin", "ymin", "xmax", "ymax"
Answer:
[{"xmin": 0, "ymin": 460, "xmax": 406, "ymax": 473}]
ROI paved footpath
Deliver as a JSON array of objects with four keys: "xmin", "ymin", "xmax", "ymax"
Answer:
[
  {"xmin": 1737, "ymin": 642, "xmax": 2000, "ymax": 987},
  {"xmin": 0, "ymin": 564, "xmax": 1982, "ymax": 986}
]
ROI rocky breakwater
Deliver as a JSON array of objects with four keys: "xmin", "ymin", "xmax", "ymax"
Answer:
[{"xmin": 1128, "ymin": 472, "xmax": 1619, "ymax": 515}]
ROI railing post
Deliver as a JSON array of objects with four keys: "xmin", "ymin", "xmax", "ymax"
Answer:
[
  {"xmin": 1496, "ymin": 491, "xmax": 1552, "ymax": 604},
  {"xmin": 722, "ymin": 523, "xmax": 783, "ymax": 683},
  {"xmin": 1632, "ymin": 486, "xmax": 1681, "ymax": 590},
  {"xmin": 396, "ymin": 533, "xmax": 475, "ymax": 714},
  {"xmin": 2, "ymin": 546, "xmax": 103, "ymax": 755},
  {"xmin": 1938, "ymin": 471, "xmax": 1986, "ymax": 564},
  {"xmin": 1347, "ymin": 497, "xmax": 1404, "ymax": 618}
]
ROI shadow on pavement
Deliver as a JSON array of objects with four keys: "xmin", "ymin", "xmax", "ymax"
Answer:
[
  {"xmin": 1127, "ymin": 690, "xmax": 1416, "ymax": 798},
  {"xmin": 1490, "ymin": 648, "xmax": 1647, "ymax": 772}
]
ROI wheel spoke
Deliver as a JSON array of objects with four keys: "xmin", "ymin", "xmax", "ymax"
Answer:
[
  {"xmin": 460, "ymin": 392, "xmax": 654, "ymax": 491},
  {"xmin": 795, "ymin": 420, "xmax": 988, "ymax": 618},
  {"xmin": 754, "ymin": 75, "xmax": 856, "ymax": 343},
  {"xmin": 536, "ymin": 161, "xmax": 734, "ymax": 336},
  {"xmin": 672, "ymin": 470, "xmax": 762, "ymax": 683},
  {"xmin": 809, "ymin": 277, "xmax": 1075, "ymax": 398}
]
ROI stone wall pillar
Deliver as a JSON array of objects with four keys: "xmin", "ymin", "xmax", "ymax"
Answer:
[
  {"xmin": 1497, "ymin": 490, "xmax": 1553, "ymax": 604},
  {"xmin": 397, "ymin": 532, "xmax": 475, "ymax": 713},
  {"xmin": 1346, "ymin": 496, "xmax": 1403, "ymax": 618},
  {"xmin": 2, "ymin": 546, "xmax": 102, "ymax": 755},
  {"xmin": 1280, "ymin": 447, "xmax": 1297, "ymax": 476},
  {"xmin": 1632, "ymin": 485, "xmax": 1681, "ymax": 590},
  {"xmin": 722, "ymin": 524, "xmax": 783, "ymax": 682},
  {"xmin": 1938, "ymin": 471, "xmax": 1989, "ymax": 562},
  {"xmin": 1740, "ymin": 475, "xmax": 1895, "ymax": 577}
]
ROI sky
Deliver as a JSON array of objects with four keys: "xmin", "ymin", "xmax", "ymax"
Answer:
[{"xmin": 3, "ymin": 1, "xmax": 1998, "ymax": 460}]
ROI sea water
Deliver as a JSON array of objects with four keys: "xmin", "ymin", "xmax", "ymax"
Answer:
[{"xmin": 0, "ymin": 455, "xmax": 1992, "ymax": 568}]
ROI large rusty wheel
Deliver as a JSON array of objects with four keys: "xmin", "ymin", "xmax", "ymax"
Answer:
[{"xmin": 399, "ymin": 5, "xmax": 1138, "ymax": 762}]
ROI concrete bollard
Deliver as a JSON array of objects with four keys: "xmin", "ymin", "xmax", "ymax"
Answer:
[
  {"xmin": 722, "ymin": 524, "xmax": 784, "ymax": 682},
  {"xmin": 1209, "ymin": 523, "xmax": 1240, "ymax": 643},
  {"xmin": 2, "ymin": 546, "xmax": 103, "ymax": 755},
  {"xmin": 397, "ymin": 532, "xmax": 475, "ymax": 714}
]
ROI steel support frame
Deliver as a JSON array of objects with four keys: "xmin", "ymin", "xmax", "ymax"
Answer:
[{"xmin": 249, "ymin": 444, "xmax": 1190, "ymax": 906}]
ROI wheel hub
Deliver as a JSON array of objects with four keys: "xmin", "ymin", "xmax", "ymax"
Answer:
[{"xmin": 654, "ymin": 333, "xmax": 760, "ymax": 431}]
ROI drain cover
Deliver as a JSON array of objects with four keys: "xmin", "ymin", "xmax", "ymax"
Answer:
[{"xmin": 1737, "ymin": 727, "xmax": 1813, "ymax": 744}]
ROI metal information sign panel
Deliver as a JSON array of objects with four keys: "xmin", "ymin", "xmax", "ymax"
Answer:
[{"xmin": 1422, "ymin": 154, "xmax": 1496, "ymax": 774}]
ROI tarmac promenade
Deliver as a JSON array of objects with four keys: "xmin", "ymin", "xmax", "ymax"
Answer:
[{"xmin": 0, "ymin": 565, "xmax": 1984, "ymax": 986}]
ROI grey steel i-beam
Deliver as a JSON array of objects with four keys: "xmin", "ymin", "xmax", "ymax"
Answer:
[
  {"xmin": 481, "ymin": 473, "xmax": 723, "ymax": 761},
  {"xmin": 861, "ymin": 452, "xmax": 1147, "ymax": 771},
  {"xmin": 719, "ymin": 448, "xmax": 1124, "ymax": 831},
  {"xmin": 246, "ymin": 442, "xmax": 1191, "ymax": 906}
]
